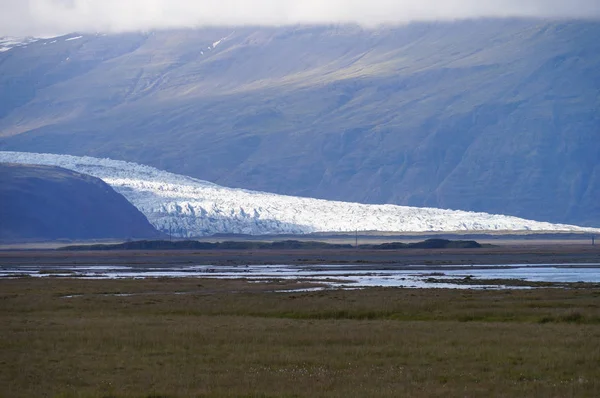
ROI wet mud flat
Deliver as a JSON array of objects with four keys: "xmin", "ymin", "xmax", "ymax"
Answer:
[{"xmin": 1, "ymin": 244, "xmax": 600, "ymax": 289}]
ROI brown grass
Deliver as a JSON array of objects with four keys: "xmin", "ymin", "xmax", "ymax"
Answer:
[{"xmin": 1, "ymin": 278, "xmax": 600, "ymax": 397}]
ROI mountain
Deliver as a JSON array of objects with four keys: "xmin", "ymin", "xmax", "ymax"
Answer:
[
  {"xmin": 2, "ymin": 151, "xmax": 597, "ymax": 238},
  {"xmin": 0, "ymin": 162, "xmax": 161, "ymax": 241},
  {"xmin": 0, "ymin": 21, "xmax": 598, "ymax": 226}
]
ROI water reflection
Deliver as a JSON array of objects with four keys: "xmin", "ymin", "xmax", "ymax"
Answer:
[{"xmin": 2, "ymin": 263, "xmax": 600, "ymax": 290}]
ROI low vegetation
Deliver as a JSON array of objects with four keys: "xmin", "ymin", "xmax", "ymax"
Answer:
[{"xmin": 1, "ymin": 278, "xmax": 600, "ymax": 397}]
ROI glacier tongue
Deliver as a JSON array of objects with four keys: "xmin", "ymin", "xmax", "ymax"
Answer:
[{"xmin": 1, "ymin": 151, "xmax": 598, "ymax": 237}]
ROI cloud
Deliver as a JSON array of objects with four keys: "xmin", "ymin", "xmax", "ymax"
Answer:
[{"xmin": 1, "ymin": 0, "xmax": 599, "ymax": 37}]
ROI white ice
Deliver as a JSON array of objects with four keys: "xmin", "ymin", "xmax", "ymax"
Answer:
[
  {"xmin": 0, "ymin": 36, "xmax": 39, "ymax": 51},
  {"xmin": 2, "ymin": 151, "xmax": 599, "ymax": 238}
]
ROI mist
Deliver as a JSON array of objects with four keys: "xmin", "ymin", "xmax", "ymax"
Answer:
[{"xmin": 1, "ymin": 0, "xmax": 599, "ymax": 37}]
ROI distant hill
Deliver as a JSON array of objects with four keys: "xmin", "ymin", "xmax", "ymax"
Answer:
[
  {"xmin": 0, "ymin": 163, "xmax": 161, "ymax": 241},
  {"xmin": 0, "ymin": 21, "xmax": 599, "ymax": 226}
]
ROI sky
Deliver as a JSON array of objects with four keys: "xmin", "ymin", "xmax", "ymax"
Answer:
[{"xmin": 1, "ymin": 0, "xmax": 599, "ymax": 37}]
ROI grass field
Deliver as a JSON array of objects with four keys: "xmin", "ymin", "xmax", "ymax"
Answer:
[{"xmin": 2, "ymin": 278, "xmax": 600, "ymax": 397}]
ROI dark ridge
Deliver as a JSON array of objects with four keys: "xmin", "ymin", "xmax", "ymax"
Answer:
[
  {"xmin": 59, "ymin": 238, "xmax": 482, "ymax": 251},
  {"xmin": 0, "ymin": 163, "xmax": 161, "ymax": 241},
  {"xmin": 358, "ymin": 239, "xmax": 482, "ymax": 249}
]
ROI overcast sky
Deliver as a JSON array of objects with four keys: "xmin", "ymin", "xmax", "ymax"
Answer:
[{"xmin": 1, "ymin": 0, "xmax": 599, "ymax": 37}]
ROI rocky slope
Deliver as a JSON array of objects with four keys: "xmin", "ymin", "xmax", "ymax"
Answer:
[{"xmin": 0, "ymin": 20, "xmax": 598, "ymax": 226}]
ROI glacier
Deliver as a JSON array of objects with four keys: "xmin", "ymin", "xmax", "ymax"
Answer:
[{"xmin": 1, "ymin": 151, "xmax": 599, "ymax": 238}]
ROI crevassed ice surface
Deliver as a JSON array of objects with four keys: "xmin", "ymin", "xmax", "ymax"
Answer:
[{"xmin": 2, "ymin": 151, "xmax": 599, "ymax": 237}]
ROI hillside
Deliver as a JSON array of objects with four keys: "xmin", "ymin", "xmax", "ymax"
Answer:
[
  {"xmin": 0, "ymin": 163, "xmax": 160, "ymax": 241},
  {"xmin": 2, "ymin": 151, "xmax": 598, "ymax": 238},
  {"xmin": 0, "ymin": 20, "xmax": 598, "ymax": 226}
]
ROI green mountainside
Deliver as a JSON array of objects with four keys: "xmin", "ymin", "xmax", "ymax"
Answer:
[{"xmin": 0, "ymin": 19, "xmax": 598, "ymax": 226}]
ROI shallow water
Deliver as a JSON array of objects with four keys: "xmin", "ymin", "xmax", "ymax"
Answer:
[{"xmin": 2, "ymin": 263, "xmax": 600, "ymax": 289}]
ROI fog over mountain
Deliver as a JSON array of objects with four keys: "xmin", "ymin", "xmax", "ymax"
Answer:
[
  {"xmin": 0, "ymin": 19, "xmax": 598, "ymax": 227},
  {"xmin": 1, "ymin": 0, "xmax": 600, "ymax": 36}
]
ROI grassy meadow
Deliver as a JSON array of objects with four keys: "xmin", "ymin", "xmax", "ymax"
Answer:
[{"xmin": 1, "ymin": 277, "xmax": 600, "ymax": 397}]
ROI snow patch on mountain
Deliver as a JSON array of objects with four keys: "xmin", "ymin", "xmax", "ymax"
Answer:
[
  {"xmin": 0, "ymin": 37, "xmax": 39, "ymax": 52},
  {"xmin": 211, "ymin": 32, "xmax": 234, "ymax": 49},
  {"xmin": 1, "ymin": 151, "xmax": 599, "ymax": 237}
]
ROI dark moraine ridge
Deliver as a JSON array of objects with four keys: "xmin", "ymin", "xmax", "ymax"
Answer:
[
  {"xmin": 59, "ymin": 238, "xmax": 482, "ymax": 251},
  {"xmin": 0, "ymin": 163, "xmax": 161, "ymax": 241}
]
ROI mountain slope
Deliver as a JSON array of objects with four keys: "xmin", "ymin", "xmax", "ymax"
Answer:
[
  {"xmin": 0, "ymin": 21, "xmax": 598, "ymax": 226},
  {"xmin": 2, "ymin": 151, "xmax": 597, "ymax": 238},
  {"xmin": 0, "ymin": 162, "xmax": 160, "ymax": 241}
]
